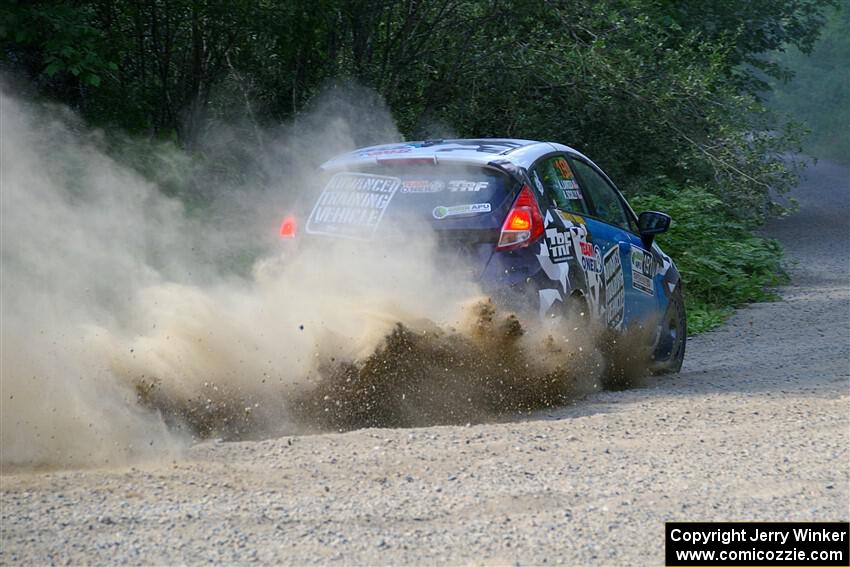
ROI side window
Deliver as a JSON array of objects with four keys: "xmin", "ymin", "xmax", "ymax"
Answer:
[
  {"xmin": 530, "ymin": 156, "xmax": 588, "ymax": 214},
  {"xmin": 571, "ymin": 159, "xmax": 630, "ymax": 230}
]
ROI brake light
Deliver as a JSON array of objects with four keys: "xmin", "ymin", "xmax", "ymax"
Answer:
[
  {"xmin": 375, "ymin": 156, "xmax": 437, "ymax": 166},
  {"xmin": 496, "ymin": 185, "xmax": 544, "ymax": 251},
  {"xmin": 506, "ymin": 210, "xmax": 531, "ymax": 231},
  {"xmin": 279, "ymin": 215, "xmax": 297, "ymax": 238}
]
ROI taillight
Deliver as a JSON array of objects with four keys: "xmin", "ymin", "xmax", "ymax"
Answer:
[
  {"xmin": 375, "ymin": 156, "xmax": 437, "ymax": 166},
  {"xmin": 279, "ymin": 215, "xmax": 297, "ymax": 238},
  {"xmin": 496, "ymin": 185, "xmax": 544, "ymax": 251}
]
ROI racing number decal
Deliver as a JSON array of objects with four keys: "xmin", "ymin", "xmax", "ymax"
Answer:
[
  {"xmin": 630, "ymin": 244, "xmax": 656, "ymax": 295},
  {"xmin": 553, "ymin": 158, "xmax": 573, "ymax": 179}
]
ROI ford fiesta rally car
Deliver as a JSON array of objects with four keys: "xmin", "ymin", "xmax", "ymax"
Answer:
[{"xmin": 281, "ymin": 139, "xmax": 686, "ymax": 374}]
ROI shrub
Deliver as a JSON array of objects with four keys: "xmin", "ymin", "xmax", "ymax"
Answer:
[{"xmin": 630, "ymin": 183, "xmax": 788, "ymax": 333}]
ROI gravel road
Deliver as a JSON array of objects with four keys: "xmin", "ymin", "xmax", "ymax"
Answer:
[{"xmin": 2, "ymin": 160, "xmax": 848, "ymax": 565}]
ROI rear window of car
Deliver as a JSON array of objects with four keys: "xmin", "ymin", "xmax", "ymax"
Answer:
[{"xmin": 305, "ymin": 165, "xmax": 514, "ymax": 238}]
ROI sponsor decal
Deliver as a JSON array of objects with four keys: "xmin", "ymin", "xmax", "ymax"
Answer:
[
  {"xmin": 448, "ymin": 180, "xmax": 489, "ymax": 192},
  {"xmin": 432, "ymin": 202, "xmax": 491, "ymax": 219},
  {"xmin": 400, "ymin": 179, "xmax": 445, "ymax": 194},
  {"xmin": 581, "ymin": 239, "xmax": 605, "ymax": 319},
  {"xmin": 630, "ymin": 244, "xmax": 656, "ymax": 295},
  {"xmin": 306, "ymin": 172, "xmax": 401, "ymax": 239},
  {"xmin": 604, "ymin": 246, "xmax": 625, "ymax": 328},
  {"xmin": 579, "ymin": 241, "xmax": 603, "ymax": 273},
  {"xmin": 545, "ymin": 228, "xmax": 572, "ymax": 263},
  {"xmin": 632, "ymin": 269, "xmax": 654, "ymax": 295}
]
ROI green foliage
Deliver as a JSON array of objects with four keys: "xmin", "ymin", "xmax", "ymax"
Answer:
[
  {"xmin": 0, "ymin": 1, "xmax": 117, "ymax": 90},
  {"xmin": 766, "ymin": 3, "xmax": 850, "ymax": 163},
  {"xmin": 2, "ymin": 0, "xmax": 833, "ymax": 209},
  {"xmin": 631, "ymin": 184, "xmax": 789, "ymax": 333}
]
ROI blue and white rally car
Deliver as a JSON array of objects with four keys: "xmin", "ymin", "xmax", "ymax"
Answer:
[{"xmin": 281, "ymin": 139, "xmax": 686, "ymax": 374}]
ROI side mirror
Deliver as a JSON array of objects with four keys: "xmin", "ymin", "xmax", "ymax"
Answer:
[{"xmin": 637, "ymin": 211, "xmax": 671, "ymax": 248}]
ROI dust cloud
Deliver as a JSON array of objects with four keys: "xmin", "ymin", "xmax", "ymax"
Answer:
[{"xmin": 0, "ymin": 83, "xmax": 639, "ymax": 470}]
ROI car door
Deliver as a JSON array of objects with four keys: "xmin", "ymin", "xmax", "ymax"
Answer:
[
  {"xmin": 527, "ymin": 153, "xmax": 609, "ymax": 323},
  {"xmin": 568, "ymin": 157, "xmax": 660, "ymax": 330}
]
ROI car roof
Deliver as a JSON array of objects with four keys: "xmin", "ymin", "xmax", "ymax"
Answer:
[{"xmin": 320, "ymin": 138, "xmax": 592, "ymax": 171}]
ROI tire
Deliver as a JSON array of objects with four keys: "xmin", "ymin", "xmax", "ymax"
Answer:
[{"xmin": 653, "ymin": 284, "xmax": 687, "ymax": 374}]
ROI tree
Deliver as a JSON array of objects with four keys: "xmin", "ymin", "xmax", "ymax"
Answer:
[
  {"xmin": 766, "ymin": 2, "xmax": 850, "ymax": 163},
  {"xmin": 1, "ymin": 0, "xmax": 837, "ymax": 216}
]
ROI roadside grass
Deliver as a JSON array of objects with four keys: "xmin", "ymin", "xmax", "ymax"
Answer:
[{"xmin": 630, "ymin": 184, "xmax": 789, "ymax": 334}]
